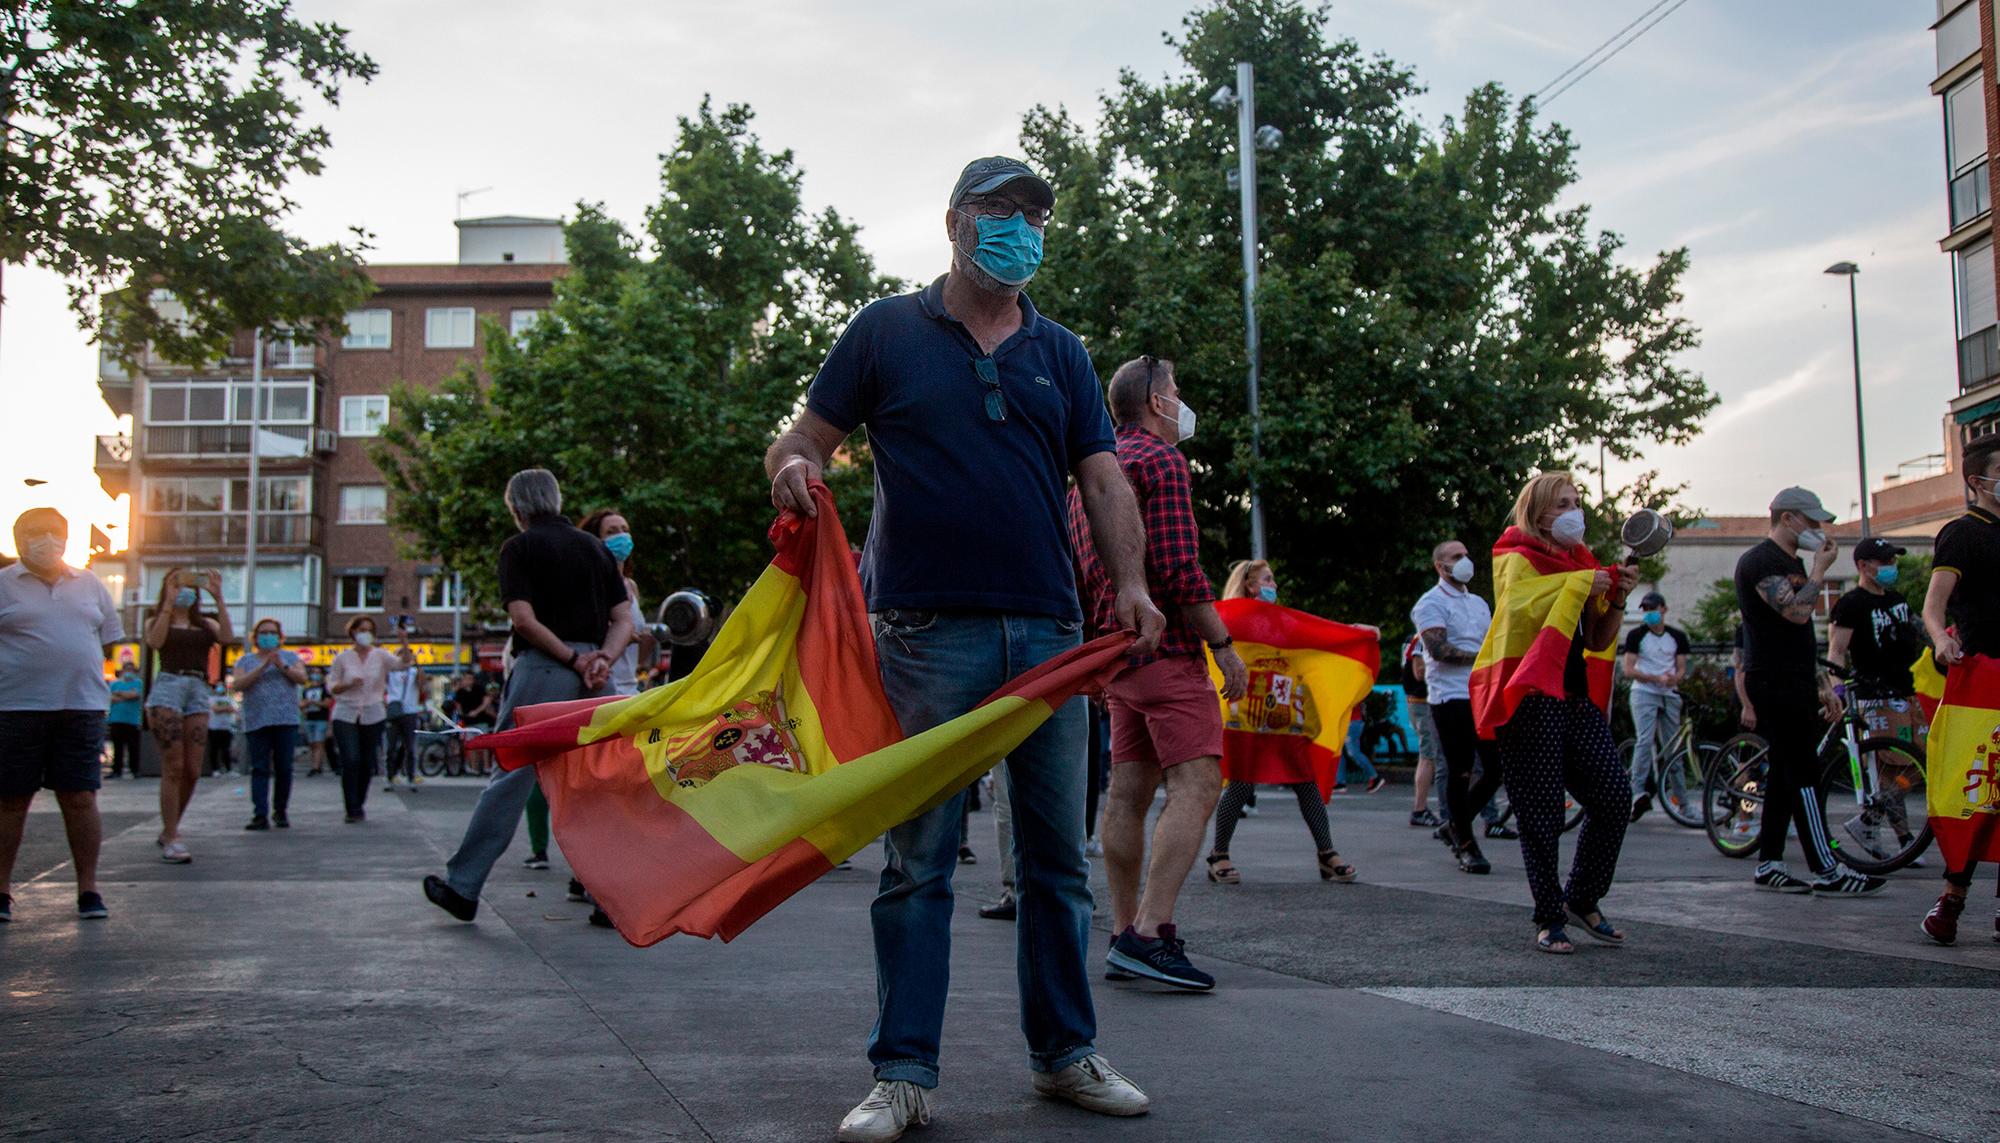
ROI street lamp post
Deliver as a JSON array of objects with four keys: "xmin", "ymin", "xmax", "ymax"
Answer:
[
  {"xmin": 1215, "ymin": 62, "xmax": 1277, "ymax": 561},
  {"xmin": 243, "ymin": 329, "xmax": 264, "ymax": 634},
  {"xmin": 1824, "ymin": 261, "xmax": 1869, "ymax": 537}
]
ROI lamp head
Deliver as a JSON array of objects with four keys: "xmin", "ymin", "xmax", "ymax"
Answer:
[{"xmin": 1824, "ymin": 261, "xmax": 1860, "ymax": 276}]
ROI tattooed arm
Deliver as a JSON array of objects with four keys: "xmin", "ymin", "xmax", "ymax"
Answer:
[
  {"xmin": 1419, "ymin": 627, "xmax": 1476, "ymax": 665},
  {"xmin": 1755, "ymin": 574, "xmax": 1822, "ymax": 625}
]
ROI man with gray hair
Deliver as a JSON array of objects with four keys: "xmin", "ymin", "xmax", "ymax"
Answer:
[{"xmin": 423, "ymin": 468, "xmax": 634, "ymax": 922}]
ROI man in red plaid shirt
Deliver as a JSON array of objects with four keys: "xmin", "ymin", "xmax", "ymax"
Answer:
[{"xmin": 1067, "ymin": 356, "xmax": 1248, "ymax": 991}]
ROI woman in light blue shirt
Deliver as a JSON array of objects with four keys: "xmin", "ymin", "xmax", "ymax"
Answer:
[{"xmin": 231, "ymin": 617, "xmax": 307, "ymax": 830}]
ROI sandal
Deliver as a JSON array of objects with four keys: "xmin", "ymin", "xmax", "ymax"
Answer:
[
  {"xmin": 1535, "ymin": 926, "xmax": 1574, "ymax": 955},
  {"xmin": 1318, "ymin": 850, "xmax": 1357, "ymax": 883},
  {"xmin": 1205, "ymin": 853, "xmax": 1240, "ymax": 885},
  {"xmin": 1567, "ymin": 905, "xmax": 1626, "ymax": 945}
]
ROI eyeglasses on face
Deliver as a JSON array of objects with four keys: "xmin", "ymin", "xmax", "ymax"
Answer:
[
  {"xmin": 960, "ymin": 197, "xmax": 1051, "ymax": 227},
  {"xmin": 971, "ymin": 357, "xmax": 1006, "ymax": 423}
]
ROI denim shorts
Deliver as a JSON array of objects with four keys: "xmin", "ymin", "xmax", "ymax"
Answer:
[
  {"xmin": 147, "ymin": 672, "xmax": 212, "ymax": 717},
  {"xmin": 302, "ymin": 720, "xmax": 330, "ymax": 745},
  {"xmin": 0, "ymin": 710, "xmax": 107, "ymax": 797}
]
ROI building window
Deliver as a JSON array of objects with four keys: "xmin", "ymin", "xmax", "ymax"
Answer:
[
  {"xmin": 1939, "ymin": 1, "xmax": 1980, "ymax": 79},
  {"xmin": 340, "ymin": 395, "xmax": 390, "ymax": 437},
  {"xmin": 1957, "ymin": 236, "xmax": 1995, "ymax": 338},
  {"xmin": 1947, "ymin": 72, "xmax": 1988, "ymax": 175},
  {"xmin": 418, "ymin": 573, "xmax": 463, "ymax": 612},
  {"xmin": 342, "ymin": 309, "xmax": 392, "ymax": 350},
  {"xmin": 271, "ymin": 331, "xmax": 315, "ymax": 369},
  {"xmin": 146, "ymin": 379, "xmax": 314, "ymax": 426},
  {"xmin": 509, "ymin": 309, "xmax": 544, "ymax": 340},
  {"xmin": 425, "ymin": 307, "xmax": 476, "ymax": 348},
  {"xmin": 338, "ymin": 484, "xmax": 387, "ymax": 525},
  {"xmin": 335, "ymin": 574, "xmax": 385, "ymax": 612}
]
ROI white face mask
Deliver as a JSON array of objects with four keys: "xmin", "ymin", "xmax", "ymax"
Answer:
[
  {"xmin": 1794, "ymin": 526, "xmax": 1826, "ymax": 553},
  {"xmin": 22, "ymin": 535, "xmax": 64, "ymax": 571},
  {"xmin": 354, "ymin": 631, "xmax": 375, "ymax": 647},
  {"xmin": 1550, "ymin": 508, "xmax": 1586, "ymax": 546},
  {"xmin": 1158, "ymin": 394, "xmax": 1196, "ymax": 444},
  {"xmin": 1449, "ymin": 556, "xmax": 1474, "ymax": 584}
]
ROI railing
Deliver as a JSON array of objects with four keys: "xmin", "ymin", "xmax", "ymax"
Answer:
[
  {"xmin": 142, "ymin": 513, "xmax": 322, "ymax": 549},
  {"xmin": 142, "ymin": 424, "xmax": 316, "ymax": 458},
  {"xmin": 1951, "ymin": 161, "xmax": 1991, "ymax": 230},
  {"xmin": 1959, "ymin": 325, "xmax": 2000, "ymax": 394}
]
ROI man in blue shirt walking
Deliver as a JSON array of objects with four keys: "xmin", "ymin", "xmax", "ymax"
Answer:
[{"xmin": 768, "ymin": 157, "xmax": 1164, "ymax": 1142}]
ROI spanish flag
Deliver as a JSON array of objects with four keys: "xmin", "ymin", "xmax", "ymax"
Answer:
[
  {"xmin": 1469, "ymin": 527, "xmax": 1614, "ymax": 739},
  {"xmin": 475, "ymin": 484, "xmax": 1129, "ymax": 945},
  {"xmin": 1926, "ymin": 653, "xmax": 2000, "ymax": 870},
  {"xmin": 1912, "ymin": 647, "xmax": 1947, "ymax": 722},
  {"xmin": 1209, "ymin": 599, "xmax": 1380, "ymax": 800}
]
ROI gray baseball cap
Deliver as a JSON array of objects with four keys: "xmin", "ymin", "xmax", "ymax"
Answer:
[
  {"xmin": 948, "ymin": 156, "xmax": 1055, "ymax": 211},
  {"xmin": 1769, "ymin": 486, "xmax": 1835, "ymax": 523}
]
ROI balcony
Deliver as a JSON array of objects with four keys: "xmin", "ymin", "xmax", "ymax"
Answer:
[
  {"xmin": 1951, "ymin": 161, "xmax": 1991, "ymax": 230},
  {"xmin": 142, "ymin": 513, "xmax": 322, "ymax": 550},
  {"xmin": 1959, "ymin": 325, "xmax": 1999, "ymax": 393},
  {"xmin": 97, "ymin": 350, "xmax": 134, "ymax": 417},
  {"xmin": 142, "ymin": 424, "xmax": 333, "ymax": 460},
  {"xmin": 95, "ymin": 434, "xmax": 133, "ymax": 498}
]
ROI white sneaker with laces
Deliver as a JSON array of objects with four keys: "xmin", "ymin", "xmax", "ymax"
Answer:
[
  {"xmin": 1032, "ymin": 1054, "xmax": 1150, "ymax": 1117},
  {"xmin": 160, "ymin": 841, "xmax": 192, "ymax": 864},
  {"xmin": 1811, "ymin": 862, "xmax": 1887, "ymax": 896},
  {"xmin": 836, "ymin": 1080, "xmax": 933, "ymax": 1143}
]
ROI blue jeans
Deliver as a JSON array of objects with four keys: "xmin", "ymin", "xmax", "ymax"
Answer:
[
  {"xmin": 1339, "ymin": 720, "xmax": 1377, "ymax": 784},
  {"xmin": 1628, "ymin": 689, "xmax": 1683, "ymax": 798},
  {"xmin": 246, "ymin": 725, "xmax": 297, "ymax": 818},
  {"xmin": 443, "ymin": 643, "xmax": 605, "ymax": 901},
  {"xmin": 867, "ymin": 609, "xmax": 1094, "ymax": 1088}
]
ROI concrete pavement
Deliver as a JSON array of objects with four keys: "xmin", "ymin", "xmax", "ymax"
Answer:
[{"xmin": 3, "ymin": 771, "xmax": 1994, "ymax": 1142}]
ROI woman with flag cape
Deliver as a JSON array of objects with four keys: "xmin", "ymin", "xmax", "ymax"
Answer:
[{"xmin": 1470, "ymin": 473, "xmax": 1638, "ymax": 954}]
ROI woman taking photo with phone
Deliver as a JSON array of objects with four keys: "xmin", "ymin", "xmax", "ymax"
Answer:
[{"xmin": 145, "ymin": 568, "xmax": 232, "ymax": 863}]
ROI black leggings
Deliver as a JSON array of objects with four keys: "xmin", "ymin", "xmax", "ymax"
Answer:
[
  {"xmin": 1212, "ymin": 781, "xmax": 1333, "ymax": 853},
  {"xmin": 107, "ymin": 723, "xmax": 141, "ymax": 776},
  {"xmin": 1432, "ymin": 699, "xmax": 1504, "ymax": 844},
  {"xmin": 1744, "ymin": 675, "xmax": 1837, "ymax": 874},
  {"xmin": 1499, "ymin": 695, "xmax": 1631, "ymax": 928}
]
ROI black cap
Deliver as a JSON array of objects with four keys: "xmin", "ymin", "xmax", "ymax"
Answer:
[
  {"xmin": 1639, "ymin": 591, "xmax": 1667, "ymax": 610},
  {"xmin": 1854, "ymin": 538, "xmax": 1906, "ymax": 563},
  {"xmin": 948, "ymin": 157, "xmax": 1055, "ymax": 212}
]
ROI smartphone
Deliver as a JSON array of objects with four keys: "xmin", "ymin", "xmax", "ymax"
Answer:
[{"xmin": 172, "ymin": 569, "xmax": 208, "ymax": 589}]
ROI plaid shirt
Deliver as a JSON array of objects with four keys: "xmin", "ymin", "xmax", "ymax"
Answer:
[{"xmin": 1066, "ymin": 424, "xmax": 1214, "ymax": 666}]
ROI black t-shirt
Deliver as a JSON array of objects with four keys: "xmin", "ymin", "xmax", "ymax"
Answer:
[
  {"xmin": 1935, "ymin": 506, "xmax": 2000, "ymax": 658},
  {"xmin": 1734, "ymin": 538, "xmax": 1816, "ymax": 677},
  {"xmin": 1829, "ymin": 587, "xmax": 1920, "ymax": 698},
  {"xmin": 496, "ymin": 516, "xmax": 628, "ymax": 646},
  {"xmin": 158, "ymin": 622, "xmax": 217, "ymax": 674},
  {"xmin": 301, "ymin": 684, "xmax": 330, "ymax": 721},
  {"xmin": 1564, "ymin": 617, "xmax": 1590, "ymax": 699},
  {"xmin": 451, "ymin": 686, "xmax": 480, "ymax": 719}
]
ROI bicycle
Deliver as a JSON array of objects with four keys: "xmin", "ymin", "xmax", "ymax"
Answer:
[
  {"xmin": 415, "ymin": 707, "xmax": 484, "ymax": 778},
  {"xmin": 1616, "ymin": 715, "xmax": 1721, "ymax": 829}
]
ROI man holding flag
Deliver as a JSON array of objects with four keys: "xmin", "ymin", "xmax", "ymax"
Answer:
[
  {"xmin": 767, "ymin": 156, "xmax": 1164, "ymax": 1141},
  {"xmin": 1068, "ymin": 354, "xmax": 1248, "ymax": 993}
]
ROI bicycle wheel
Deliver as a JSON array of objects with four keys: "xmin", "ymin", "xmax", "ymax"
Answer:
[
  {"xmin": 1704, "ymin": 733, "xmax": 1770, "ymax": 858},
  {"xmin": 1819, "ymin": 736, "xmax": 1932, "ymax": 875},
  {"xmin": 417, "ymin": 740, "xmax": 446, "ymax": 778},
  {"xmin": 1659, "ymin": 740, "xmax": 1716, "ymax": 829}
]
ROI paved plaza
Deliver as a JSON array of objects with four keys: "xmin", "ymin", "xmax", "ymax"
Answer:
[{"xmin": 4, "ymin": 772, "xmax": 1996, "ymax": 1142}]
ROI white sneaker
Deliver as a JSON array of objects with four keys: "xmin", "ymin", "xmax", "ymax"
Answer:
[
  {"xmin": 161, "ymin": 841, "xmax": 192, "ymax": 864},
  {"xmin": 1084, "ymin": 838, "xmax": 1103, "ymax": 857},
  {"xmin": 1032, "ymin": 1054, "xmax": 1150, "ymax": 1117},
  {"xmin": 836, "ymin": 1080, "xmax": 933, "ymax": 1143}
]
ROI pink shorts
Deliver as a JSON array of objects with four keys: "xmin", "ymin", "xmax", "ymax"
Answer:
[{"xmin": 1106, "ymin": 655, "xmax": 1225, "ymax": 769}]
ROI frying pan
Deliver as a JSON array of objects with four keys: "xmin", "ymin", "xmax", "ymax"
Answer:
[{"xmin": 1620, "ymin": 509, "xmax": 1674, "ymax": 565}]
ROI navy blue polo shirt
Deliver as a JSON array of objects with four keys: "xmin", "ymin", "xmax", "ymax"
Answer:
[{"xmin": 807, "ymin": 276, "xmax": 1114, "ymax": 619}]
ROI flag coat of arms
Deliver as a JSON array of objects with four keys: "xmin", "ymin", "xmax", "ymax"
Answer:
[
  {"xmin": 1469, "ymin": 527, "xmax": 1615, "ymax": 739},
  {"xmin": 475, "ymin": 484, "xmax": 1128, "ymax": 945},
  {"xmin": 1208, "ymin": 598, "xmax": 1380, "ymax": 800},
  {"xmin": 1926, "ymin": 652, "xmax": 2000, "ymax": 869}
]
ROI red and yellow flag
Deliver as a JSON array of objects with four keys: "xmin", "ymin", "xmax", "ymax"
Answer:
[
  {"xmin": 475, "ymin": 484, "xmax": 1128, "ymax": 945},
  {"xmin": 1209, "ymin": 599, "xmax": 1380, "ymax": 800},
  {"xmin": 1926, "ymin": 653, "xmax": 2000, "ymax": 870},
  {"xmin": 1912, "ymin": 647, "xmax": 1947, "ymax": 722},
  {"xmin": 1470, "ymin": 527, "xmax": 1614, "ymax": 739}
]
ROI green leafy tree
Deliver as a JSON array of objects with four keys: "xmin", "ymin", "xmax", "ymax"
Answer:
[
  {"xmin": 1892, "ymin": 552, "xmax": 1932, "ymax": 614},
  {"xmin": 2, "ymin": 0, "xmax": 377, "ymax": 361},
  {"xmin": 1687, "ymin": 578, "xmax": 1740, "ymax": 645},
  {"xmin": 1019, "ymin": 0, "xmax": 1714, "ymax": 626},
  {"xmin": 373, "ymin": 101, "xmax": 893, "ymax": 613}
]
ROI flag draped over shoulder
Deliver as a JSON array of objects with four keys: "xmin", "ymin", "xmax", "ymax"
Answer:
[
  {"xmin": 1470, "ymin": 527, "xmax": 1614, "ymax": 739},
  {"xmin": 1209, "ymin": 599, "xmax": 1381, "ymax": 800},
  {"xmin": 1926, "ymin": 653, "xmax": 2000, "ymax": 870},
  {"xmin": 473, "ymin": 484, "xmax": 1130, "ymax": 946}
]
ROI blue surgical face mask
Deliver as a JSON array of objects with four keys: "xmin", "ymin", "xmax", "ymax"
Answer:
[
  {"xmin": 962, "ymin": 210, "xmax": 1044, "ymax": 286},
  {"xmin": 1257, "ymin": 585, "xmax": 1278, "ymax": 603},
  {"xmin": 257, "ymin": 633, "xmax": 280, "ymax": 651},
  {"xmin": 604, "ymin": 533, "xmax": 634, "ymax": 562},
  {"xmin": 1643, "ymin": 610, "xmax": 1663, "ymax": 627},
  {"xmin": 1874, "ymin": 565, "xmax": 1900, "ymax": 587},
  {"xmin": 173, "ymin": 587, "xmax": 197, "ymax": 608}
]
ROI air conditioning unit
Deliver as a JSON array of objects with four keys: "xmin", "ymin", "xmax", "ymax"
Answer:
[{"xmin": 314, "ymin": 429, "xmax": 338, "ymax": 453}]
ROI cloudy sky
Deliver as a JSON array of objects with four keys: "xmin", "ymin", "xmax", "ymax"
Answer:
[{"xmin": 0, "ymin": 0, "xmax": 1955, "ymax": 558}]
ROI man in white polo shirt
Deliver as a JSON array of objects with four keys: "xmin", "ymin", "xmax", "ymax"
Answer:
[
  {"xmin": 1622, "ymin": 591, "xmax": 1691, "ymax": 821},
  {"xmin": 1411, "ymin": 538, "xmax": 1502, "ymax": 875},
  {"xmin": 0, "ymin": 508, "xmax": 125, "ymax": 923}
]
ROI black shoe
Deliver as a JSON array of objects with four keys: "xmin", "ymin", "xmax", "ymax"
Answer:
[
  {"xmin": 0, "ymin": 892, "xmax": 11, "ymax": 922},
  {"xmin": 978, "ymin": 894, "xmax": 1017, "ymax": 921},
  {"xmin": 588, "ymin": 907, "xmax": 615, "ymax": 929},
  {"xmin": 245, "ymin": 816, "xmax": 270, "ymax": 831},
  {"xmin": 273, "ymin": 812, "xmax": 289, "ymax": 829},
  {"xmin": 1104, "ymin": 934, "xmax": 1136, "ymax": 981},
  {"xmin": 423, "ymin": 875, "xmax": 478, "ymax": 922},
  {"xmin": 344, "ymin": 812, "xmax": 365, "ymax": 824},
  {"xmin": 1106, "ymin": 924, "xmax": 1215, "ymax": 991},
  {"xmin": 1456, "ymin": 839, "xmax": 1491, "ymax": 875},
  {"xmin": 1484, "ymin": 823, "xmax": 1519, "ymax": 840},
  {"xmin": 958, "ymin": 846, "xmax": 977, "ymax": 865},
  {"xmin": 567, "ymin": 878, "xmax": 589, "ymax": 903},
  {"xmin": 76, "ymin": 891, "xmax": 108, "ymax": 920},
  {"xmin": 1410, "ymin": 808, "xmax": 1442, "ymax": 828},
  {"xmin": 522, "ymin": 853, "xmax": 550, "ymax": 870},
  {"xmin": 1630, "ymin": 793, "xmax": 1652, "ymax": 823}
]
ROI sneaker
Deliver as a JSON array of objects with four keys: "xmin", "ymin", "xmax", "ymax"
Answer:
[
  {"xmin": 1, "ymin": 893, "xmax": 12, "ymax": 922},
  {"xmin": 567, "ymin": 878, "xmax": 589, "ymax": 903},
  {"xmin": 1484, "ymin": 823, "xmax": 1519, "ymax": 840},
  {"xmin": 1242, "ymin": 801, "xmax": 1258, "ymax": 815},
  {"xmin": 958, "ymin": 846, "xmax": 976, "ymax": 865},
  {"xmin": 522, "ymin": 853, "xmax": 550, "ymax": 870},
  {"xmin": 588, "ymin": 907, "xmax": 615, "ymax": 929},
  {"xmin": 76, "ymin": 891, "xmax": 108, "ymax": 920},
  {"xmin": 1921, "ymin": 892, "xmax": 1964, "ymax": 945},
  {"xmin": 1084, "ymin": 837, "xmax": 1104, "ymax": 857},
  {"xmin": 1752, "ymin": 863, "xmax": 1812, "ymax": 893},
  {"xmin": 1410, "ymin": 808, "xmax": 1441, "ymax": 828},
  {"xmin": 422, "ymin": 875, "xmax": 478, "ymax": 922},
  {"xmin": 1812, "ymin": 863, "xmax": 1887, "ymax": 897},
  {"xmin": 1364, "ymin": 776, "xmax": 1388, "ymax": 794},
  {"xmin": 273, "ymin": 812, "xmax": 290, "ymax": 829},
  {"xmin": 1455, "ymin": 839, "xmax": 1491, "ymax": 875},
  {"xmin": 1103, "ymin": 934, "xmax": 1136, "ymax": 981},
  {"xmin": 245, "ymin": 816, "xmax": 270, "ymax": 831},
  {"xmin": 1106, "ymin": 924, "xmax": 1215, "ymax": 991},
  {"xmin": 1329, "ymin": 785, "xmax": 1348, "ymax": 794},
  {"xmin": 1032, "ymin": 1054, "xmax": 1150, "ymax": 1117},
  {"xmin": 1841, "ymin": 818, "xmax": 1890, "ymax": 860},
  {"xmin": 343, "ymin": 814, "xmax": 363, "ymax": 824},
  {"xmin": 836, "ymin": 1080, "xmax": 933, "ymax": 1143},
  {"xmin": 977, "ymin": 894, "xmax": 1017, "ymax": 921},
  {"xmin": 1629, "ymin": 793, "xmax": 1652, "ymax": 823},
  {"xmin": 161, "ymin": 841, "xmax": 192, "ymax": 864}
]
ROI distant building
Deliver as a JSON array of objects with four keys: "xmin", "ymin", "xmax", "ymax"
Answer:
[
  {"xmin": 1935, "ymin": 1, "xmax": 2000, "ymax": 445},
  {"xmin": 1639, "ymin": 517, "xmax": 1934, "ymax": 638},
  {"xmin": 93, "ymin": 217, "xmax": 566, "ymax": 664}
]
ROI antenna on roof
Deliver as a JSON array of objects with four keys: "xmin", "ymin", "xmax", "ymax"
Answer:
[{"xmin": 455, "ymin": 186, "xmax": 493, "ymax": 219}]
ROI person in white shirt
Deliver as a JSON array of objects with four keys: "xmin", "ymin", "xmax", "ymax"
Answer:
[
  {"xmin": 383, "ymin": 628, "xmax": 423, "ymax": 791},
  {"xmin": 1620, "ymin": 592, "xmax": 1691, "ymax": 821},
  {"xmin": 1411, "ymin": 539, "xmax": 1502, "ymax": 875}
]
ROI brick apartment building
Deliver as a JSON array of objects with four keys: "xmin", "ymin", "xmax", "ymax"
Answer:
[
  {"xmin": 93, "ymin": 216, "xmax": 567, "ymax": 669},
  {"xmin": 1934, "ymin": 1, "xmax": 2000, "ymax": 448}
]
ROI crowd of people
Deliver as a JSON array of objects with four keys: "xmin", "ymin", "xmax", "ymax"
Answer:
[{"xmin": 3, "ymin": 155, "xmax": 1998, "ymax": 1141}]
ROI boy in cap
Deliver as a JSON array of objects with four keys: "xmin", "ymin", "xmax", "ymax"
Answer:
[{"xmin": 1621, "ymin": 590, "xmax": 1690, "ymax": 821}]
